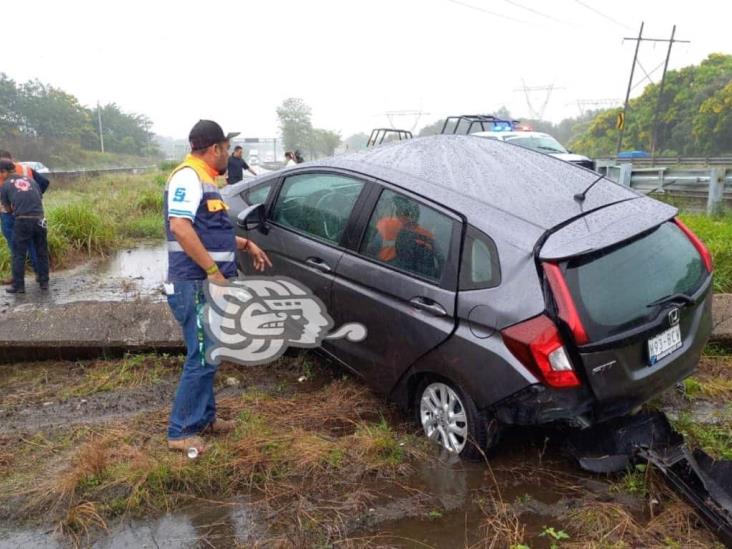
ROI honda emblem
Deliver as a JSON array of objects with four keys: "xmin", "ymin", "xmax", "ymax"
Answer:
[{"xmin": 668, "ymin": 308, "xmax": 680, "ymax": 326}]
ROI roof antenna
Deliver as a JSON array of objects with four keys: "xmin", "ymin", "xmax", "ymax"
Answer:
[{"xmin": 574, "ymin": 174, "xmax": 605, "ymax": 202}]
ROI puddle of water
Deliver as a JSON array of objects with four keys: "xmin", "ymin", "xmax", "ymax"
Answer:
[
  {"xmin": 1, "ymin": 243, "xmax": 168, "ymax": 311},
  {"xmin": 362, "ymin": 430, "xmax": 590, "ymax": 547},
  {"xmin": 100, "ymin": 245, "xmax": 167, "ymax": 292},
  {"xmin": 1, "ymin": 500, "xmax": 256, "ymax": 549}
]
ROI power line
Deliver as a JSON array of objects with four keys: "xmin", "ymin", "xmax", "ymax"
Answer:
[
  {"xmin": 631, "ymin": 60, "xmax": 665, "ymax": 91},
  {"xmin": 445, "ymin": 0, "xmax": 529, "ymax": 24},
  {"xmin": 501, "ymin": 0, "xmax": 566, "ymax": 24},
  {"xmin": 573, "ymin": 0, "xmax": 634, "ymax": 31}
]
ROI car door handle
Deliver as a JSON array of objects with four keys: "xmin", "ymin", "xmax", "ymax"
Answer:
[
  {"xmin": 409, "ymin": 297, "xmax": 447, "ymax": 317},
  {"xmin": 305, "ymin": 257, "xmax": 332, "ymax": 273}
]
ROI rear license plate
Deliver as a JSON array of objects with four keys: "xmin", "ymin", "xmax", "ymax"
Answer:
[{"xmin": 648, "ymin": 325, "xmax": 682, "ymax": 365}]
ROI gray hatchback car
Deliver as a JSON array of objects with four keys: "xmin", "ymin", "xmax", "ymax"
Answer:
[{"xmin": 223, "ymin": 135, "xmax": 713, "ymax": 459}]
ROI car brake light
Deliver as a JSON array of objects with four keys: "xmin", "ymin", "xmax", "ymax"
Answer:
[
  {"xmin": 501, "ymin": 315, "xmax": 581, "ymax": 389},
  {"xmin": 543, "ymin": 262, "xmax": 589, "ymax": 345},
  {"xmin": 674, "ymin": 217, "xmax": 713, "ymax": 273}
]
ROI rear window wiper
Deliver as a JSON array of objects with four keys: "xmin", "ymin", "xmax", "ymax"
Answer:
[{"xmin": 646, "ymin": 293, "xmax": 696, "ymax": 308}]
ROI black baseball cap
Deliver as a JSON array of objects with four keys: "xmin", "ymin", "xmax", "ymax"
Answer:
[{"xmin": 189, "ymin": 120, "xmax": 240, "ymax": 151}]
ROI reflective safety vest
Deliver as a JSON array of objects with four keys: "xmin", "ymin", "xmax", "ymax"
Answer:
[
  {"xmin": 376, "ymin": 216, "xmax": 434, "ymax": 262},
  {"xmin": 14, "ymin": 163, "xmax": 33, "ymax": 179},
  {"xmin": 164, "ymin": 154, "xmax": 238, "ymax": 281}
]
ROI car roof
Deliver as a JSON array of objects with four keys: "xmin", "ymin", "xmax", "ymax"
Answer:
[{"xmin": 310, "ymin": 135, "xmax": 639, "ymax": 250}]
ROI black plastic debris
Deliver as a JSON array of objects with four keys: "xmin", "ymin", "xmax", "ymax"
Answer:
[{"xmin": 565, "ymin": 411, "xmax": 732, "ymax": 547}]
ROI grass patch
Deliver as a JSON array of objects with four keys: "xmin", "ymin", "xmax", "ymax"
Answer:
[
  {"xmin": 673, "ymin": 413, "xmax": 732, "ymax": 459},
  {"xmin": 683, "ymin": 376, "xmax": 732, "ymax": 400},
  {"xmin": 61, "ymin": 354, "xmax": 178, "ymax": 398},
  {"xmin": 703, "ymin": 343, "xmax": 732, "ymax": 357},
  {"xmin": 1, "ymin": 363, "xmax": 424, "ymax": 546},
  {"xmin": 0, "ymin": 355, "xmax": 183, "ymax": 410},
  {"xmin": 679, "ymin": 212, "xmax": 732, "ymax": 293},
  {"xmin": 610, "ymin": 464, "xmax": 649, "ymax": 497}
]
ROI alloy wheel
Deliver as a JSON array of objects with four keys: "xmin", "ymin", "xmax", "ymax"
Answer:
[{"xmin": 419, "ymin": 382, "xmax": 469, "ymax": 454}]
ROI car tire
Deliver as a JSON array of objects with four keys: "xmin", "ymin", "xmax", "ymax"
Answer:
[{"xmin": 415, "ymin": 377, "xmax": 499, "ymax": 460}]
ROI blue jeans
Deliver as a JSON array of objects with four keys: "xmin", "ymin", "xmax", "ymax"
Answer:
[
  {"xmin": 167, "ymin": 280, "xmax": 218, "ymax": 440},
  {"xmin": 1, "ymin": 212, "xmax": 39, "ymax": 272}
]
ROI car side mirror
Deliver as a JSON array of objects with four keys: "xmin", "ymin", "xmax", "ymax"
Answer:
[{"xmin": 237, "ymin": 203, "xmax": 266, "ymax": 231}]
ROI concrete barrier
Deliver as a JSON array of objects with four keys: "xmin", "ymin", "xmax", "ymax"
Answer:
[{"xmin": 0, "ymin": 300, "xmax": 183, "ymax": 363}]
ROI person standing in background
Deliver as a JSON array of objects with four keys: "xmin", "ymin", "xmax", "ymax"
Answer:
[
  {"xmin": 226, "ymin": 146, "xmax": 257, "ymax": 185},
  {"xmin": 0, "ymin": 150, "xmax": 49, "ymax": 285}
]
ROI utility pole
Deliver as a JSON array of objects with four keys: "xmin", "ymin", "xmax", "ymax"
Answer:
[
  {"xmin": 616, "ymin": 22, "xmax": 644, "ymax": 156},
  {"xmin": 574, "ymin": 98, "xmax": 623, "ymax": 116},
  {"xmin": 617, "ymin": 23, "xmax": 689, "ymax": 157},
  {"xmin": 97, "ymin": 101, "xmax": 105, "ymax": 153},
  {"xmin": 650, "ymin": 25, "xmax": 684, "ymax": 160}
]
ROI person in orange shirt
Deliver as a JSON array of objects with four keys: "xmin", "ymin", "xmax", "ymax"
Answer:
[
  {"xmin": 0, "ymin": 151, "xmax": 49, "ymax": 285},
  {"xmin": 375, "ymin": 195, "xmax": 434, "ymax": 263}
]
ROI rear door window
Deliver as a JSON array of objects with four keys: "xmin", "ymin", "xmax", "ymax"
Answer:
[
  {"xmin": 271, "ymin": 173, "xmax": 365, "ymax": 245},
  {"xmin": 563, "ymin": 222, "xmax": 706, "ymax": 339},
  {"xmin": 460, "ymin": 227, "xmax": 500, "ymax": 290},
  {"xmin": 359, "ymin": 189, "xmax": 456, "ymax": 283}
]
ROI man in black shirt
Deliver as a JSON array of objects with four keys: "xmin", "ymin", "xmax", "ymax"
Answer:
[
  {"xmin": 0, "ymin": 160, "xmax": 50, "ymax": 293},
  {"xmin": 226, "ymin": 146, "xmax": 257, "ymax": 185}
]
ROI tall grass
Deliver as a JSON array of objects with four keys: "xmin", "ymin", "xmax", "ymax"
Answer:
[
  {"xmin": 679, "ymin": 213, "xmax": 732, "ymax": 293},
  {"xmin": 0, "ymin": 171, "xmax": 166, "ymax": 276},
  {"xmin": 48, "ymin": 204, "xmax": 115, "ymax": 254}
]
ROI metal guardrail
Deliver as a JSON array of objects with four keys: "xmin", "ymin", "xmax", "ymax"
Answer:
[
  {"xmin": 48, "ymin": 165, "xmax": 156, "ymax": 184},
  {"xmin": 597, "ymin": 162, "xmax": 732, "ymax": 214},
  {"xmin": 596, "ymin": 156, "xmax": 732, "ymax": 167}
]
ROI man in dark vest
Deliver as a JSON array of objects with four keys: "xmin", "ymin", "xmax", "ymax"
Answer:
[
  {"xmin": 164, "ymin": 120, "xmax": 272, "ymax": 454},
  {"xmin": 0, "ymin": 159, "xmax": 50, "ymax": 294}
]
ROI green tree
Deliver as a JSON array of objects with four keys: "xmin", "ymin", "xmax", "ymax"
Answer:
[
  {"xmin": 94, "ymin": 103, "xmax": 157, "ymax": 156},
  {"xmin": 276, "ymin": 97, "xmax": 313, "ymax": 153},
  {"xmin": 311, "ymin": 128, "xmax": 341, "ymax": 157},
  {"xmin": 569, "ymin": 53, "xmax": 732, "ymax": 157}
]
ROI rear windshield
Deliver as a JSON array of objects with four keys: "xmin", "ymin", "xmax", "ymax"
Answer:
[{"xmin": 562, "ymin": 222, "xmax": 706, "ymax": 340}]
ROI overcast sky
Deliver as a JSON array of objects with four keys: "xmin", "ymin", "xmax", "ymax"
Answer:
[{"xmin": 4, "ymin": 0, "xmax": 731, "ymax": 140}]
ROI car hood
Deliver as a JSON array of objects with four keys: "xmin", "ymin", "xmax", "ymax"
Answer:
[{"xmin": 550, "ymin": 152, "xmax": 592, "ymax": 163}]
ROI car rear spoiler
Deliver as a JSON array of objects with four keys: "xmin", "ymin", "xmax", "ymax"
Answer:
[{"xmin": 538, "ymin": 196, "xmax": 678, "ymax": 261}]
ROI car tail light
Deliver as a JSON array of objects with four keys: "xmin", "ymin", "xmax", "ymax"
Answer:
[
  {"xmin": 543, "ymin": 262, "xmax": 589, "ymax": 345},
  {"xmin": 501, "ymin": 315, "xmax": 581, "ymax": 388},
  {"xmin": 674, "ymin": 217, "xmax": 713, "ymax": 273}
]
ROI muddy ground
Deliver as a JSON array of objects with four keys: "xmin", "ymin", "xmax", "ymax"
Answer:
[{"xmin": 0, "ymin": 351, "xmax": 730, "ymax": 548}]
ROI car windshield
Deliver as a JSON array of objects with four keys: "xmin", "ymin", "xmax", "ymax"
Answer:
[
  {"xmin": 505, "ymin": 135, "xmax": 567, "ymax": 154},
  {"xmin": 562, "ymin": 222, "xmax": 706, "ymax": 340}
]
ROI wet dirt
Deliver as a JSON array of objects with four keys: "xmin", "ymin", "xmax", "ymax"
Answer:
[
  {"xmin": 0, "ymin": 243, "xmax": 166, "ymax": 315},
  {"xmin": 0, "ymin": 380, "xmax": 175, "ymax": 435},
  {"xmin": 0, "ymin": 353, "xmax": 724, "ymax": 548}
]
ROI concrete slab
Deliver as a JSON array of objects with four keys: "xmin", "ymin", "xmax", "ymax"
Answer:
[
  {"xmin": 0, "ymin": 300, "xmax": 183, "ymax": 362},
  {"xmin": 711, "ymin": 293, "xmax": 732, "ymax": 346}
]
